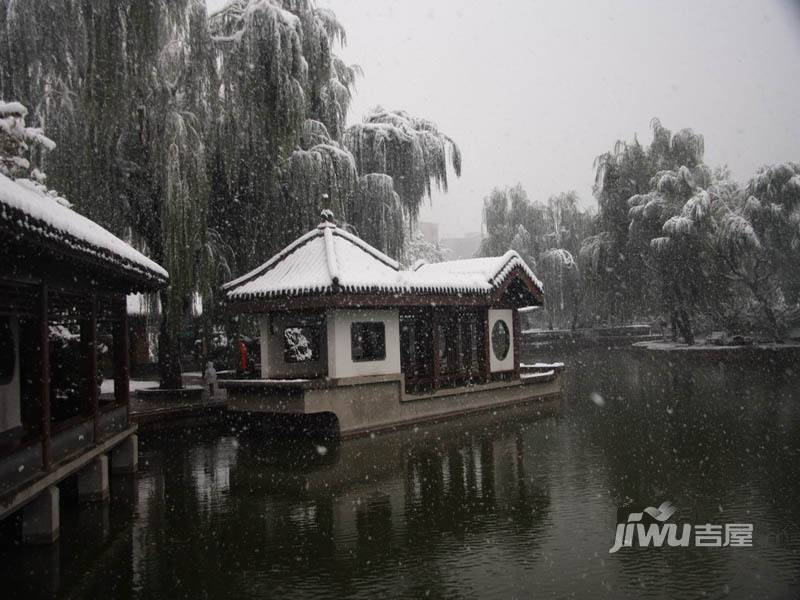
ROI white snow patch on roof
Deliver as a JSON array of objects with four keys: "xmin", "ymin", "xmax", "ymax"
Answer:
[
  {"xmin": 225, "ymin": 222, "xmax": 543, "ymax": 301},
  {"xmin": 0, "ymin": 101, "xmax": 27, "ymax": 116},
  {"xmin": 413, "ymin": 250, "xmax": 544, "ymax": 292},
  {"xmin": 226, "ymin": 222, "xmax": 403, "ymax": 298},
  {"xmin": 0, "ymin": 172, "xmax": 167, "ymax": 281}
]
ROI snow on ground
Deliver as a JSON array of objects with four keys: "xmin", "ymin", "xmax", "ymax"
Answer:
[
  {"xmin": 100, "ymin": 379, "xmax": 159, "ymax": 394},
  {"xmin": 632, "ymin": 340, "xmax": 800, "ymax": 351},
  {"xmin": 521, "ymin": 369, "xmax": 555, "ymax": 380}
]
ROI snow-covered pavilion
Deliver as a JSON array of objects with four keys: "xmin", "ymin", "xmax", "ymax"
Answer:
[
  {"xmin": 0, "ymin": 173, "xmax": 167, "ymax": 543},
  {"xmin": 224, "ymin": 212, "xmax": 544, "ymax": 388},
  {"xmin": 222, "ymin": 212, "xmax": 559, "ymax": 436}
]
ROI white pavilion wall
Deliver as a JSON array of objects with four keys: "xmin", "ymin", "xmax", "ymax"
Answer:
[
  {"xmin": 488, "ymin": 308, "xmax": 515, "ymax": 373},
  {"xmin": 326, "ymin": 309, "xmax": 401, "ymax": 379}
]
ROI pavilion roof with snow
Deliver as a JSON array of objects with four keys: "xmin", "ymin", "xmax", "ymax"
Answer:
[
  {"xmin": 224, "ymin": 216, "xmax": 544, "ymax": 311},
  {"xmin": 0, "ymin": 173, "xmax": 167, "ymax": 291}
]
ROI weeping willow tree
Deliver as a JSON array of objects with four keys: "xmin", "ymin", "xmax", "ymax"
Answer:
[
  {"xmin": 478, "ymin": 185, "xmax": 531, "ymax": 256},
  {"xmin": 281, "ymin": 121, "xmax": 359, "ymax": 243},
  {"xmin": 633, "ymin": 169, "xmax": 717, "ymax": 344},
  {"xmin": 209, "ymin": 0, "xmax": 361, "ymax": 272},
  {"xmin": 590, "ymin": 118, "xmax": 707, "ymax": 324},
  {"xmin": 538, "ymin": 248, "xmax": 579, "ymax": 329},
  {"xmin": 743, "ymin": 162, "xmax": 800, "ymax": 304},
  {"xmin": 146, "ymin": 108, "xmax": 212, "ymax": 387},
  {"xmin": 278, "ymin": 108, "xmax": 461, "ymax": 261},
  {"xmin": 121, "ymin": 1, "xmax": 217, "ymax": 387},
  {"xmin": 0, "ymin": 0, "xmax": 220, "ymax": 388},
  {"xmin": 578, "ymin": 231, "xmax": 614, "ymax": 322},
  {"xmin": 282, "ymin": 119, "xmax": 404, "ymax": 257},
  {"xmin": 618, "ymin": 127, "xmax": 713, "ymax": 343},
  {"xmin": 2, "ymin": 0, "xmax": 464, "ymax": 377},
  {"xmin": 351, "ymin": 173, "xmax": 404, "ymax": 257},
  {"xmin": 344, "ymin": 108, "xmax": 462, "ymax": 223},
  {"xmin": 271, "ymin": 106, "xmax": 461, "ymax": 262},
  {"xmin": 700, "ymin": 163, "xmax": 800, "ymax": 340},
  {"xmin": 0, "ymin": 0, "xmax": 112, "ymax": 226},
  {"xmin": 210, "ymin": 4, "xmax": 460, "ymax": 266},
  {"xmin": 479, "ymin": 185, "xmax": 592, "ymax": 328},
  {"xmin": 625, "ymin": 153, "xmax": 795, "ymax": 343}
]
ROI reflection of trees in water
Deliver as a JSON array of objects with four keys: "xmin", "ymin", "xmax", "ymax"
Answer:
[
  {"xmin": 124, "ymin": 434, "xmax": 247, "ymax": 599},
  {"xmin": 404, "ymin": 431, "xmax": 549, "ymax": 541}
]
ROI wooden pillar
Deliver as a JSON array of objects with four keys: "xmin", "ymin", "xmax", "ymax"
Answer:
[
  {"xmin": 39, "ymin": 283, "xmax": 51, "ymax": 471},
  {"xmin": 512, "ymin": 308, "xmax": 521, "ymax": 380},
  {"xmin": 84, "ymin": 295, "xmax": 99, "ymax": 442},
  {"xmin": 431, "ymin": 308, "xmax": 440, "ymax": 390},
  {"xmin": 481, "ymin": 307, "xmax": 491, "ymax": 383},
  {"xmin": 114, "ymin": 296, "xmax": 130, "ymax": 422}
]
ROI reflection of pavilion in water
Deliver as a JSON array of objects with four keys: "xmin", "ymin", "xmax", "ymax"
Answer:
[
  {"xmin": 17, "ymin": 404, "xmax": 554, "ymax": 596},
  {"xmin": 225, "ymin": 404, "xmax": 556, "ymax": 570},
  {"xmin": 4, "ymin": 405, "xmax": 556, "ymax": 596}
]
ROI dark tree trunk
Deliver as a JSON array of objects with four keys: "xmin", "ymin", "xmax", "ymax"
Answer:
[
  {"xmin": 157, "ymin": 289, "xmax": 183, "ymax": 390},
  {"xmin": 677, "ymin": 306, "xmax": 694, "ymax": 345},
  {"xmin": 674, "ymin": 287, "xmax": 694, "ymax": 345},
  {"xmin": 671, "ymin": 309, "xmax": 679, "ymax": 342}
]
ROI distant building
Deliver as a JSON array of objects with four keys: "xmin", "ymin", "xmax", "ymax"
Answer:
[
  {"xmin": 417, "ymin": 221, "xmax": 439, "ymax": 244},
  {"xmin": 441, "ymin": 231, "xmax": 483, "ymax": 260}
]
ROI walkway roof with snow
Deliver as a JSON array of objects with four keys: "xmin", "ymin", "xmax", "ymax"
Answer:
[
  {"xmin": 0, "ymin": 173, "xmax": 167, "ymax": 289},
  {"xmin": 224, "ymin": 216, "xmax": 544, "ymax": 310}
]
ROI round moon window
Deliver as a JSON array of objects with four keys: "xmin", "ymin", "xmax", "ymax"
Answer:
[{"xmin": 491, "ymin": 319, "xmax": 510, "ymax": 361}]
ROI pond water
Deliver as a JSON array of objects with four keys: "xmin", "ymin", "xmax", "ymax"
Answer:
[{"xmin": 3, "ymin": 347, "xmax": 799, "ymax": 599}]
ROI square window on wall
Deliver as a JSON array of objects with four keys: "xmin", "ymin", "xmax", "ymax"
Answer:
[{"xmin": 351, "ymin": 322, "xmax": 386, "ymax": 362}]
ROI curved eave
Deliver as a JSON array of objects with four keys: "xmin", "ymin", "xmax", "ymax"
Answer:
[
  {"xmin": 226, "ymin": 290, "xmax": 492, "ymax": 313},
  {"xmin": 488, "ymin": 265, "xmax": 545, "ymax": 307},
  {"xmin": 225, "ymin": 271, "xmax": 544, "ymax": 313},
  {"xmin": 0, "ymin": 209, "xmax": 168, "ymax": 291},
  {"xmin": 488, "ymin": 252, "xmax": 544, "ymax": 296}
]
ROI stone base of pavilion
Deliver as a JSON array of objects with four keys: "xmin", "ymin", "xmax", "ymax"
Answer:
[
  {"xmin": 135, "ymin": 385, "xmax": 205, "ymax": 403},
  {"xmin": 221, "ymin": 366, "xmax": 562, "ymax": 438},
  {"xmin": 131, "ymin": 398, "xmax": 227, "ymax": 433},
  {"xmin": 0, "ymin": 424, "xmax": 138, "ymax": 544},
  {"xmin": 99, "ymin": 374, "xmax": 228, "ymax": 431}
]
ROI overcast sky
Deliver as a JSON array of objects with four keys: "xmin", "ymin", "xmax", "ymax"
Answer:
[{"xmin": 208, "ymin": 0, "xmax": 800, "ymax": 237}]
